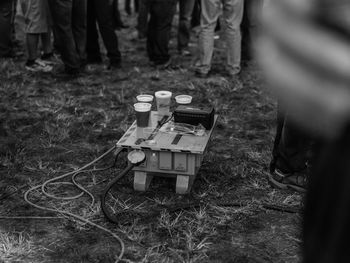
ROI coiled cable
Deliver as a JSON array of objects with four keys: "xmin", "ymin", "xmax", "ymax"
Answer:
[{"xmin": 24, "ymin": 146, "xmax": 126, "ymax": 263}]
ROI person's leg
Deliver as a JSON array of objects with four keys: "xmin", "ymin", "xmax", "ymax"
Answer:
[
  {"xmin": 112, "ymin": 0, "xmax": 127, "ymax": 29},
  {"xmin": 26, "ymin": 33, "xmax": 39, "ymax": 61},
  {"xmin": 41, "ymin": 31, "xmax": 52, "ymax": 55},
  {"xmin": 278, "ymin": 115, "xmax": 314, "ymax": 174},
  {"xmin": 0, "ymin": 0, "xmax": 14, "ymax": 57},
  {"xmin": 146, "ymin": 0, "xmax": 156, "ymax": 62},
  {"xmin": 269, "ymin": 105, "xmax": 316, "ymax": 192},
  {"xmin": 177, "ymin": 0, "xmax": 195, "ymax": 53},
  {"xmin": 94, "ymin": 0, "xmax": 122, "ymax": 67},
  {"xmin": 24, "ymin": 32, "xmax": 52, "ymax": 71},
  {"xmin": 136, "ymin": 0, "xmax": 148, "ymax": 39},
  {"xmin": 241, "ymin": 0, "xmax": 263, "ymax": 61},
  {"xmin": 21, "ymin": 0, "xmax": 52, "ymax": 70},
  {"xmin": 191, "ymin": 0, "xmax": 200, "ymax": 28},
  {"xmin": 86, "ymin": 0, "xmax": 102, "ymax": 63},
  {"xmin": 48, "ymin": 0, "xmax": 81, "ymax": 71},
  {"xmin": 222, "ymin": 0, "xmax": 243, "ymax": 75},
  {"xmin": 134, "ymin": 0, "xmax": 139, "ymax": 12},
  {"xmin": 125, "ymin": 0, "xmax": 131, "ymax": 15},
  {"xmin": 148, "ymin": 0, "xmax": 176, "ymax": 65},
  {"xmin": 196, "ymin": 0, "xmax": 220, "ymax": 75},
  {"xmin": 72, "ymin": 0, "xmax": 87, "ymax": 67},
  {"xmin": 303, "ymin": 123, "xmax": 350, "ymax": 263}
]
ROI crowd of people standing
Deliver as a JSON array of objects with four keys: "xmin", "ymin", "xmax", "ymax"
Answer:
[{"xmin": 0, "ymin": 0, "xmax": 263, "ymax": 76}]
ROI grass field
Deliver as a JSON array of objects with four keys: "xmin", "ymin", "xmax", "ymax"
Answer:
[{"xmin": 0, "ymin": 12, "xmax": 303, "ymax": 263}]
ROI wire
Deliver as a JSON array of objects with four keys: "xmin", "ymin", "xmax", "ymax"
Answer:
[
  {"xmin": 100, "ymin": 164, "xmax": 136, "ymax": 224},
  {"xmin": 23, "ymin": 146, "xmax": 127, "ymax": 263}
]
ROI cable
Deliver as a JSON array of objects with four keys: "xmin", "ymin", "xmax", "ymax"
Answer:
[
  {"xmin": 18, "ymin": 142, "xmax": 300, "ymax": 263},
  {"xmin": 24, "ymin": 146, "xmax": 127, "ymax": 263},
  {"xmin": 101, "ymin": 164, "xmax": 136, "ymax": 224}
]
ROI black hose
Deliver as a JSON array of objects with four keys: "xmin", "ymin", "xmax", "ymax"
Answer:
[{"xmin": 101, "ymin": 163, "xmax": 136, "ymax": 224}]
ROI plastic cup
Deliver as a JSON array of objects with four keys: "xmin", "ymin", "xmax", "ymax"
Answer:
[
  {"xmin": 136, "ymin": 94, "xmax": 154, "ymax": 103},
  {"xmin": 155, "ymin": 91, "xmax": 172, "ymax": 116},
  {"xmin": 175, "ymin": 95, "xmax": 192, "ymax": 105},
  {"xmin": 134, "ymin": 102, "xmax": 151, "ymax": 127}
]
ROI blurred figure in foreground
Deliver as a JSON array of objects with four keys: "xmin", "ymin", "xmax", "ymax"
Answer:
[{"xmin": 259, "ymin": 0, "xmax": 350, "ymax": 262}]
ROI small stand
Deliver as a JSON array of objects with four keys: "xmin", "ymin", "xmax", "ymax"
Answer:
[{"xmin": 116, "ymin": 111, "xmax": 218, "ymax": 194}]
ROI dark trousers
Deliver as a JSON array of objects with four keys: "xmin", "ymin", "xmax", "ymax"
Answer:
[
  {"xmin": 303, "ymin": 123, "xmax": 350, "ymax": 263},
  {"xmin": 112, "ymin": 0, "xmax": 124, "ymax": 28},
  {"xmin": 241, "ymin": 0, "xmax": 263, "ymax": 60},
  {"xmin": 271, "ymin": 105, "xmax": 314, "ymax": 174},
  {"xmin": 48, "ymin": 0, "xmax": 87, "ymax": 70},
  {"xmin": 178, "ymin": 0, "xmax": 195, "ymax": 50},
  {"xmin": 146, "ymin": 0, "xmax": 176, "ymax": 64},
  {"xmin": 136, "ymin": 0, "xmax": 148, "ymax": 38},
  {"xmin": 0, "ymin": 0, "xmax": 14, "ymax": 57},
  {"xmin": 191, "ymin": 0, "xmax": 200, "ymax": 28},
  {"xmin": 87, "ymin": 0, "xmax": 121, "ymax": 64}
]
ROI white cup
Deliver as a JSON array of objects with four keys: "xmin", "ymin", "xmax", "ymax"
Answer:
[
  {"xmin": 136, "ymin": 94, "xmax": 154, "ymax": 103},
  {"xmin": 155, "ymin": 91, "xmax": 172, "ymax": 116},
  {"xmin": 175, "ymin": 95, "xmax": 192, "ymax": 105}
]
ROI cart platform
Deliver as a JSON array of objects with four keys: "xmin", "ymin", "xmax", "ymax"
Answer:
[{"xmin": 117, "ymin": 111, "xmax": 218, "ymax": 194}]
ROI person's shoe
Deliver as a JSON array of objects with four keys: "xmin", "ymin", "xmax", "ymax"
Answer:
[
  {"xmin": 268, "ymin": 169, "xmax": 308, "ymax": 193},
  {"xmin": 195, "ymin": 67, "xmax": 209, "ymax": 78},
  {"xmin": 40, "ymin": 53, "xmax": 60, "ymax": 65},
  {"xmin": 226, "ymin": 67, "xmax": 241, "ymax": 77},
  {"xmin": 155, "ymin": 58, "xmax": 172, "ymax": 70},
  {"xmin": 25, "ymin": 59, "xmax": 53, "ymax": 72}
]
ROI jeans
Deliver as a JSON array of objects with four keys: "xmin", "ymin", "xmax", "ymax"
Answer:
[
  {"xmin": 241, "ymin": 0, "xmax": 263, "ymax": 60},
  {"xmin": 177, "ymin": 0, "xmax": 195, "ymax": 51},
  {"xmin": 87, "ymin": 0, "xmax": 121, "ymax": 64},
  {"xmin": 146, "ymin": 0, "xmax": 176, "ymax": 64},
  {"xmin": 197, "ymin": 0, "xmax": 243, "ymax": 74},
  {"xmin": 136, "ymin": 0, "xmax": 148, "ymax": 38},
  {"xmin": 48, "ymin": 0, "xmax": 87, "ymax": 71},
  {"xmin": 0, "ymin": 0, "xmax": 14, "ymax": 57}
]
